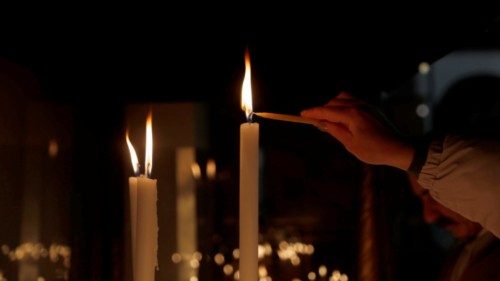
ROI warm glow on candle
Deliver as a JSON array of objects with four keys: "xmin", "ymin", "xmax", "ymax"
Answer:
[
  {"xmin": 145, "ymin": 111, "xmax": 153, "ymax": 177},
  {"xmin": 241, "ymin": 49, "xmax": 253, "ymax": 120},
  {"xmin": 126, "ymin": 131, "xmax": 140, "ymax": 175}
]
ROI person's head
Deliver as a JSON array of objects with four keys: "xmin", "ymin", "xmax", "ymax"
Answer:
[
  {"xmin": 408, "ymin": 173, "xmax": 482, "ymax": 240},
  {"xmin": 434, "ymin": 75, "xmax": 500, "ymax": 137}
]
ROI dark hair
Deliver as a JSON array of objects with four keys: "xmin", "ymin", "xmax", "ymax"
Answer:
[{"xmin": 433, "ymin": 75, "xmax": 500, "ymax": 137}]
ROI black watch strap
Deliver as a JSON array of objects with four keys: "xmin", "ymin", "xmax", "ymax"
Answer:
[{"xmin": 408, "ymin": 141, "xmax": 430, "ymax": 176}]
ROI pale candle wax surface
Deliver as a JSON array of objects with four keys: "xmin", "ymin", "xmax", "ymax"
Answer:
[
  {"xmin": 239, "ymin": 122, "xmax": 259, "ymax": 281},
  {"xmin": 129, "ymin": 175, "xmax": 158, "ymax": 281}
]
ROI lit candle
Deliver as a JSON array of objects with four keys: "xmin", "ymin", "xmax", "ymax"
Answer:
[
  {"xmin": 239, "ymin": 49, "xmax": 259, "ymax": 281},
  {"xmin": 126, "ymin": 111, "xmax": 158, "ymax": 281},
  {"xmin": 126, "ymin": 132, "xmax": 139, "ymax": 281}
]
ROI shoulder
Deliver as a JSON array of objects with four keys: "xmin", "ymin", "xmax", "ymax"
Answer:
[{"xmin": 461, "ymin": 236, "xmax": 500, "ymax": 280}]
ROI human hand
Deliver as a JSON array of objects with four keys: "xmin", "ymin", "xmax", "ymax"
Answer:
[{"xmin": 301, "ymin": 92, "xmax": 414, "ymax": 170}]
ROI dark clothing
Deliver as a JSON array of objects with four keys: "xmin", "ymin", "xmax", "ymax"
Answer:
[{"xmin": 439, "ymin": 232, "xmax": 500, "ymax": 281}]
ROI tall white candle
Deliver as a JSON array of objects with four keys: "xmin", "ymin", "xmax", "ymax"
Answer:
[
  {"xmin": 135, "ymin": 176, "xmax": 158, "ymax": 281},
  {"xmin": 239, "ymin": 49, "xmax": 259, "ymax": 281},
  {"xmin": 126, "ymin": 133, "xmax": 140, "ymax": 281},
  {"xmin": 240, "ymin": 122, "xmax": 259, "ymax": 281},
  {"xmin": 126, "ymin": 112, "xmax": 158, "ymax": 281}
]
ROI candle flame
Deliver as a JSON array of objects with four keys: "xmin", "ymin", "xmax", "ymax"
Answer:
[
  {"xmin": 206, "ymin": 158, "xmax": 216, "ymax": 180},
  {"xmin": 145, "ymin": 111, "xmax": 153, "ymax": 178},
  {"xmin": 126, "ymin": 130, "xmax": 140, "ymax": 175},
  {"xmin": 191, "ymin": 162, "xmax": 201, "ymax": 180},
  {"xmin": 241, "ymin": 49, "xmax": 253, "ymax": 120}
]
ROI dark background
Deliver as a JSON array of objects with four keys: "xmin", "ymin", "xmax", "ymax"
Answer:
[{"xmin": 0, "ymin": 9, "xmax": 498, "ymax": 104}]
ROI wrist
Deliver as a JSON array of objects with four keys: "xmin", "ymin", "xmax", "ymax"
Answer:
[{"xmin": 391, "ymin": 142, "xmax": 416, "ymax": 170}]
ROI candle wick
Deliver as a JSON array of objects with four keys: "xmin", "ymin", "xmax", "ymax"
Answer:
[
  {"xmin": 135, "ymin": 164, "xmax": 141, "ymax": 177},
  {"xmin": 247, "ymin": 112, "xmax": 254, "ymax": 123},
  {"xmin": 146, "ymin": 163, "xmax": 152, "ymax": 178}
]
